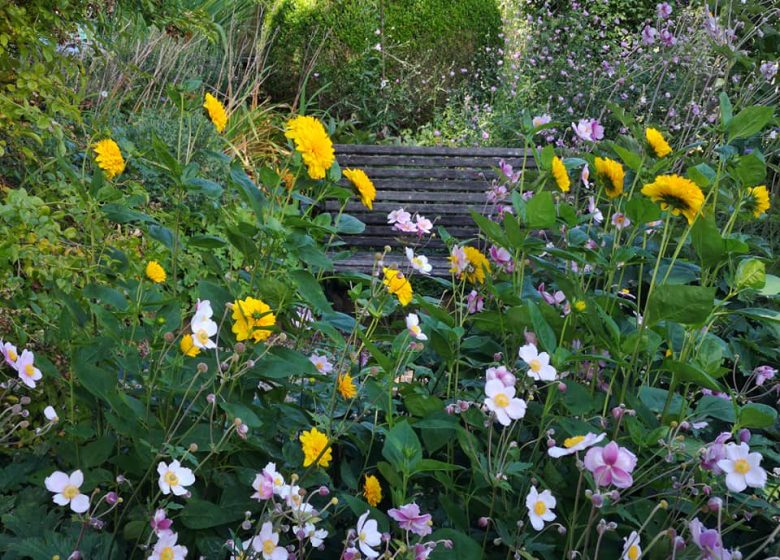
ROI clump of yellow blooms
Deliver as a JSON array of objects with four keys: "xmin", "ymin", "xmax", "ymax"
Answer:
[
  {"xmin": 593, "ymin": 157, "xmax": 625, "ymax": 198},
  {"xmin": 450, "ymin": 246, "xmax": 491, "ymax": 284},
  {"xmin": 641, "ymin": 174, "xmax": 704, "ymax": 224},
  {"xmin": 285, "ymin": 115, "xmax": 336, "ymax": 180},
  {"xmin": 180, "ymin": 334, "xmax": 200, "ymax": 357},
  {"xmin": 363, "ymin": 474, "xmax": 382, "ymax": 506},
  {"xmin": 299, "ymin": 427, "xmax": 332, "ymax": 468},
  {"xmin": 337, "ymin": 372, "xmax": 357, "ymax": 399},
  {"xmin": 93, "ymin": 139, "xmax": 126, "ymax": 179},
  {"xmin": 203, "ymin": 93, "xmax": 228, "ymax": 133},
  {"xmin": 383, "ymin": 267, "xmax": 413, "ymax": 306},
  {"xmin": 646, "ymin": 127, "xmax": 672, "ymax": 158},
  {"xmin": 231, "ymin": 297, "xmax": 276, "ymax": 343},
  {"xmin": 551, "ymin": 156, "xmax": 570, "ymax": 192},
  {"xmin": 145, "ymin": 261, "xmax": 166, "ymax": 283},
  {"xmin": 344, "ymin": 168, "xmax": 376, "ymax": 209},
  {"xmin": 747, "ymin": 185, "xmax": 770, "ymax": 218}
]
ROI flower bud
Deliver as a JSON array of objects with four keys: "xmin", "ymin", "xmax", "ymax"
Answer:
[
  {"xmin": 478, "ymin": 517, "xmax": 490, "ymax": 528},
  {"xmin": 591, "ymin": 493, "xmax": 604, "ymax": 508},
  {"xmin": 105, "ymin": 492, "xmax": 119, "ymax": 505},
  {"xmin": 738, "ymin": 428, "xmax": 751, "ymax": 444},
  {"xmin": 197, "ymin": 362, "xmax": 209, "ymax": 373},
  {"xmin": 206, "ymin": 393, "xmax": 216, "ymax": 404},
  {"xmin": 318, "ymin": 486, "xmax": 330, "ymax": 496},
  {"xmin": 235, "ymin": 343, "xmax": 246, "ymax": 354},
  {"xmin": 557, "ymin": 382, "xmax": 567, "ymax": 393},
  {"xmin": 611, "ymin": 406, "xmax": 624, "ymax": 420},
  {"xmin": 20, "ymin": 396, "xmax": 31, "ymax": 405},
  {"xmin": 707, "ymin": 497, "xmax": 722, "ymax": 512},
  {"xmin": 163, "ymin": 332, "xmax": 175, "ymax": 343},
  {"xmin": 188, "ymin": 443, "xmax": 198, "ymax": 453}
]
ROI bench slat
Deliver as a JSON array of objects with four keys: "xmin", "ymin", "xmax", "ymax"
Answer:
[
  {"xmin": 368, "ymin": 179, "xmax": 493, "ymax": 192},
  {"xmin": 335, "ymin": 143, "xmax": 529, "ymax": 158},
  {"xmin": 355, "ymin": 168, "xmax": 498, "ymax": 180},
  {"xmin": 337, "ymin": 154, "xmax": 535, "ymax": 169}
]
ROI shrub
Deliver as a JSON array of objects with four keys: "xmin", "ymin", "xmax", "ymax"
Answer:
[{"xmin": 264, "ymin": 0, "xmax": 502, "ymax": 133}]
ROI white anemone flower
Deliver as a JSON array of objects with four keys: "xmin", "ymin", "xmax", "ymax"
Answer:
[
  {"xmin": 405, "ymin": 313, "xmax": 428, "ymax": 341},
  {"xmin": 717, "ymin": 442, "xmax": 767, "ymax": 493},
  {"xmin": 15, "ymin": 349, "xmax": 42, "ymax": 388},
  {"xmin": 526, "ymin": 486, "xmax": 556, "ymax": 530},
  {"xmin": 150, "ymin": 531, "xmax": 188, "ymax": 560},
  {"xmin": 484, "ymin": 380, "xmax": 526, "ymax": 426},
  {"xmin": 518, "ymin": 343, "xmax": 557, "ymax": 381},
  {"xmin": 548, "ymin": 433, "xmax": 606, "ymax": 458},
  {"xmin": 356, "ymin": 511, "xmax": 382, "ymax": 558},
  {"xmin": 621, "ymin": 530, "xmax": 642, "ymax": 560},
  {"xmin": 405, "ymin": 247, "xmax": 433, "ymax": 275},
  {"xmin": 293, "ymin": 522, "xmax": 328, "ymax": 547},
  {"xmin": 44, "ymin": 469, "xmax": 90, "ymax": 513},
  {"xmin": 157, "ymin": 460, "xmax": 195, "ymax": 496},
  {"xmin": 248, "ymin": 522, "xmax": 287, "ymax": 560}
]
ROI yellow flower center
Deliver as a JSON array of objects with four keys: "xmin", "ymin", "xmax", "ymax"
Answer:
[
  {"xmin": 315, "ymin": 362, "xmax": 324, "ymax": 371},
  {"xmin": 413, "ymin": 256, "xmax": 424, "ymax": 267},
  {"xmin": 534, "ymin": 500, "xmax": 547, "ymax": 515},
  {"xmin": 263, "ymin": 540, "xmax": 276, "ymax": 555},
  {"xmin": 62, "ymin": 484, "xmax": 79, "ymax": 500},
  {"xmin": 734, "ymin": 458, "xmax": 750, "ymax": 475},
  {"xmin": 8, "ymin": 349, "xmax": 17, "ymax": 361},
  {"xmin": 564, "ymin": 435, "xmax": 586, "ymax": 448},
  {"xmin": 24, "ymin": 364, "xmax": 35, "ymax": 377},
  {"xmin": 494, "ymin": 393, "xmax": 510, "ymax": 408},
  {"xmin": 529, "ymin": 359, "xmax": 542, "ymax": 373},
  {"xmin": 628, "ymin": 544, "xmax": 640, "ymax": 560},
  {"xmin": 196, "ymin": 330, "xmax": 209, "ymax": 344},
  {"xmin": 164, "ymin": 471, "xmax": 179, "ymax": 487},
  {"xmin": 274, "ymin": 476, "xmax": 283, "ymax": 486},
  {"xmin": 160, "ymin": 547, "xmax": 174, "ymax": 560},
  {"xmin": 575, "ymin": 300, "xmax": 587, "ymax": 312},
  {"xmin": 410, "ymin": 325, "xmax": 421, "ymax": 335},
  {"xmin": 359, "ymin": 531, "xmax": 367, "ymax": 542}
]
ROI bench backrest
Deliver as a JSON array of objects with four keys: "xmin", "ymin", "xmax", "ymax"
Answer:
[{"xmin": 329, "ymin": 144, "xmax": 536, "ymax": 273}]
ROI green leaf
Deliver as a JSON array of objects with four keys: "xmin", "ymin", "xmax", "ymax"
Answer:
[
  {"xmin": 695, "ymin": 396, "xmax": 736, "ymax": 422},
  {"xmin": 469, "ymin": 209, "xmax": 506, "ymax": 246},
  {"xmin": 738, "ymin": 403, "xmax": 778, "ymax": 429},
  {"xmin": 664, "ymin": 359, "xmax": 722, "ymax": 392},
  {"xmin": 229, "ymin": 161, "xmax": 266, "ymax": 222},
  {"xmin": 80, "ymin": 435, "xmax": 116, "ymax": 468},
  {"xmin": 646, "ymin": 285, "xmax": 715, "ymax": 326},
  {"xmin": 188, "ymin": 235, "xmax": 227, "ymax": 248},
  {"xmin": 732, "ymin": 152, "xmax": 766, "ymax": 186},
  {"xmin": 181, "ymin": 498, "xmax": 243, "ymax": 529},
  {"xmin": 611, "ymin": 143, "xmax": 642, "ymax": 171},
  {"xmin": 527, "ymin": 300, "xmax": 557, "ymax": 353},
  {"xmin": 184, "ymin": 177, "xmax": 223, "ymax": 199},
  {"xmin": 382, "ymin": 421, "xmax": 422, "ymax": 475},
  {"xmin": 219, "ymin": 402, "xmax": 262, "ymax": 427},
  {"xmin": 719, "ymin": 92, "xmax": 733, "ymax": 127},
  {"xmin": 758, "ymin": 274, "xmax": 780, "ymax": 297},
  {"xmin": 429, "ymin": 529, "xmax": 482, "ymax": 560},
  {"xmin": 736, "ymin": 308, "xmax": 780, "ymax": 323},
  {"xmin": 526, "ymin": 191, "xmax": 556, "ymax": 229},
  {"xmin": 735, "ymin": 258, "xmax": 766, "ymax": 290},
  {"xmin": 726, "ymin": 106, "xmax": 774, "ymax": 142},
  {"xmin": 691, "ymin": 215, "xmax": 725, "ymax": 268},
  {"xmin": 249, "ymin": 347, "xmax": 317, "ymax": 379},
  {"xmin": 562, "ymin": 380, "xmax": 597, "ymax": 415},
  {"xmin": 334, "ymin": 214, "xmax": 365, "ymax": 234},
  {"xmin": 290, "ymin": 269, "xmax": 333, "ymax": 313},
  {"xmin": 82, "ymin": 284, "xmax": 128, "ymax": 311},
  {"xmin": 626, "ymin": 197, "xmax": 661, "ymax": 224},
  {"xmin": 687, "ymin": 163, "xmax": 717, "ymax": 188},
  {"xmin": 639, "ymin": 386, "xmax": 684, "ymax": 416}
]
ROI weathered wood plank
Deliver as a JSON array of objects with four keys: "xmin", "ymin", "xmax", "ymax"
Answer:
[
  {"xmin": 337, "ymin": 154, "xmax": 535, "ymax": 169},
  {"xmin": 367, "ymin": 179, "xmax": 494, "ymax": 192},
  {"xmin": 335, "ymin": 143, "xmax": 529, "ymax": 157},
  {"xmin": 354, "ymin": 167, "xmax": 498, "ymax": 180},
  {"xmin": 333, "ymin": 252, "xmax": 454, "ymax": 275}
]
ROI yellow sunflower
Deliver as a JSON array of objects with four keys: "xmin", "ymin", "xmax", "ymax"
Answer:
[
  {"xmin": 231, "ymin": 297, "xmax": 276, "ymax": 342},
  {"xmin": 145, "ymin": 260, "xmax": 166, "ymax": 283},
  {"xmin": 203, "ymin": 93, "xmax": 228, "ymax": 133},
  {"xmin": 464, "ymin": 246, "xmax": 491, "ymax": 284},
  {"xmin": 593, "ymin": 157, "xmax": 625, "ymax": 198},
  {"xmin": 337, "ymin": 372, "xmax": 357, "ymax": 399},
  {"xmin": 363, "ymin": 474, "xmax": 382, "ymax": 506},
  {"xmin": 746, "ymin": 185, "xmax": 770, "ymax": 218},
  {"xmin": 93, "ymin": 139, "xmax": 126, "ymax": 179},
  {"xmin": 285, "ymin": 115, "xmax": 336, "ymax": 180},
  {"xmin": 180, "ymin": 334, "xmax": 200, "ymax": 357},
  {"xmin": 344, "ymin": 168, "xmax": 376, "ymax": 209},
  {"xmin": 383, "ymin": 267, "xmax": 413, "ymax": 306},
  {"xmin": 641, "ymin": 174, "xmax": 704, "ymax": 224},
  {"xmin": 551, "ymin": 156, "xmax": 570, "ymax": 192},
  {"xmin": 299, "ymin": 427, "xmax": 332, "ymax": 468},
  {"xmin": 646, "ymin": 127, "xmax": 672, "ymax": 158}
]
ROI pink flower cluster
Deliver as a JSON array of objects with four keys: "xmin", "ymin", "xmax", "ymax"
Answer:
[{"xmin": 387, "ymin": 208, "xmax": 433, "ymax": 237}]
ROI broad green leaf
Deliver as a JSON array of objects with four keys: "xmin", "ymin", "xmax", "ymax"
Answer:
[
  {"xmin": 736, "ymin": 308, "xmax": 780, "ymax": 323},
  {"xmin": 526, "ymin": 191, "xmax": 555, "ymax": 229},
  {"xmin": 690, "ymin": 214, "xmax": 724, "ymax": 268},
  {"xmin": 646, "ymin": 285, "xmax": 715, "ymax": 325},
  {"xmin": 470, "ymin": 209, "xmax": 506, "ymax": 246},
  {"xmin": 249, "ymin": 347, "xmax": 317, "ymax": 379},
  {"xmin": 527, "ymin": 300, "xmax": 557, "ymax": 353},
  {"xmin": 334, "ymin": 214, "xmax": 365, "ymax": 234},
  {"xmin": 732, "ymin": 152, "xmax": 766, "ymax": 186},
  {"xmin": 738, "ymin": 403, "xmax": 778, "ymax": 429},
  {"xmin": 726, "ymin": 106, "xmax": 774, "ymax": 142},
  {"xmin": 188, "ymin": 235, "xmax": 227, "ymax": 248},
  {"xmin": 430, "ymin": 529, "xmax": 482, "ymax": 560},
  {"xmin": 290, "ymin": 269, "xmax": 333, "ymax": 313},
  {"xmin": 695, "ymin": 396, "xmax": 736, "ymax": 422},
  {"xmin": 734, "ymin": 258, "xmax": 766, "ymax": 290},
  {"xmin": 758, "ymin": 274, "xmax": 780, "ymax": 297},
  {"xmin": 626, "ymin": 197, "xmax": 661, "ymax": 224},
  {"xmin": 181, "ymin": 498, "xmax": 243, "ymax": 529},
  {"xmin": 638, "ymin": 386, "xmax": 684, "ymax": 416},
  {"xmin": 687, "ymin": 163, "xmax": 717, "ymax": 188},
  {"xmin": 664, "ymin": 359, "xmax": 722, "ymax": 392},
  {"xmin": 611, "ymin": 143, "xmax": 642, "ymax": 171},
  {"xmin": 382, "ymin": 421, "xmax": 422, "ymax": 475},
  {"xmin": 719, "ymin": 92, "xmax": 733, "ymax": 127},
  {"xmin": 229, "ymin": 161, "xmax": 266, "ymax": 221},
  {"xmin": 219, "ymin": 402, "xmax": 262, "ymax": 427}
]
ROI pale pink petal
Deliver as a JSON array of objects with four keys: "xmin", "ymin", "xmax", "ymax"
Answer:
[
  {"xmin": 745, "ymin": 467, "xmax": 767, "ymax": 488},
  {"xmin": 584, "ymin": 447, "xmax": 605, "ymax": 470},
  {"xmin": 45, "ymin": 472, "xmax": 69, "ymax": 493},
  {"xmin": 530, "ymin": 514, "xmax": 544, "ymax": 531},
  {"xmin": 69, "ymin": 470, "xmax": 84, "ymax": 487},
  {"xmin": 537, "ymin": 352, "xmax": 550, "ymax": 366},
  {"xmin": 725, "ymin": 472, "xmax": 747, "ymax": 493},
  {"xmin": 484, "ymin": 379, "xmax": 504, "ymax": 398},
  {"xmin": 70, "ymin": 494, "xmax": 90, "ymax": 513},
  {"xmin": 518, "ymin": 344, "xmax": 538, "ymax": 363},
  {"xmin": 610, "ymin": 467, "xmax": 634, "ymax": 488},
  {"xmin": 506, "ymin": 399, "xmax": 526, "ymax": 419},
  {"xmin": 53, "ymin": 493, "xmax": 70, "ymax": 506}
]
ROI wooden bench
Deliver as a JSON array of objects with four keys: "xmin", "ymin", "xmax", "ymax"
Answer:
[{"xmin": 328, "ymin": 144, "xmax": 537, "ymax": 275}]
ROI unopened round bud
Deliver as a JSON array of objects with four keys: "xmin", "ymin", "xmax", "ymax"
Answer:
[
  {"xmin": 318, "ymin": 486, "xmax": 330, "ymax": 496},
  {"xmin": 163, "ymin": 332, "xmax": 175, "ymax": 343},
  {"xmin": 659, "ymin": 499, "xmax": 669, "ymax": 510},
  {"xmin": 330, "ymin": 497, "xmax": 339, "ymax": 505},
  {"xmin": 478, "ymin": 517, "xmax": 490, "ymax": 528},
  {"xmin": 558, "ymin": 525, "xmax": 567, "ymax": 535},
  {"xmin": 591, "ymin": 493, "xmax": 604, "ymax": 508},
  {"xmin": 707, "ymin": 497, "xmax": 722, "ymax": 512},
  {"xmin": 189, "ymin": 443, "xmax": 199, "ymax": 452},
  {"xmin": 197, "ymin": 362, "xmax": 208, "ymax": 373},
  {"xmin": 234, "ymin": 343, "xmax": 246, "ymax": 354},
  {"xmin": 609, "ymin": 490, "xmax": 620, "ymax": 502},
  {"xmin": 233, "ymin": 417, "xmax": 243, "ymax": 426},
  {"xmin": 611, "ymin": 406, "xmax": 624, "ymax": 420},
  {"xmin": 206, "ymin": 393, "xmax": 216, "ymax": 404},
  {"xmin": 557, "ymin": 382, "xmax": 567, "ymax": 393},
  {"xmin": 246, "ymin": 360, "xmax": 255, "ymax": 368},
  {"xmin": 105, "ymin": 492, "xmax": 119, "ymax": 505},
  {"xmin": 738, "ymin": 428, "xmax": 751, "ymax": 444},
  {"xmin": 20, "ymin": 396, "xmax": 31, "ymax": 405}
]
